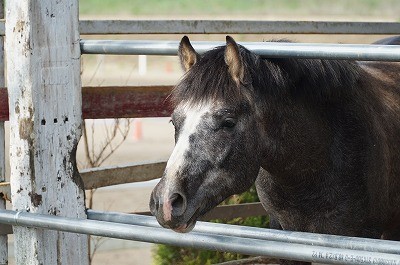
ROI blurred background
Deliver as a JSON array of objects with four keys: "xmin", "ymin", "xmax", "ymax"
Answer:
[{"xmin": 4, "ymin": 0, "xmax": 400, "ymax": 264}]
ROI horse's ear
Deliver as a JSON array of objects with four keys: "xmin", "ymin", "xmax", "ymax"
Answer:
[
  {"xmin": 225, "ymin": 36, "xmax": 245, "ymax": 87},
  {"xmin": 178, "ymin": 36, "xmax": 200, "ymax": 72}
]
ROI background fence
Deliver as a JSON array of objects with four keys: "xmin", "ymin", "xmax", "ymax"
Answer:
[{"xmin": 1, "ymin": 20, "xmax": 400, "ymax": 224}]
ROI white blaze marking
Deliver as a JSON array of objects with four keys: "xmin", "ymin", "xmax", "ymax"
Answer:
[
  {"xmin": 162, "ymin": 102, "xmax": 212, "ymax": 221},
  {"xmin": 167, "ymin": 104, "xmax": 211, "ymax": 172}
]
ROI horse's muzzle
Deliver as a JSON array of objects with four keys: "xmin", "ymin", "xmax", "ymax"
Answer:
[{"xmin": 149, "ymin": 181, "xmax": 192, "ymax": 232}]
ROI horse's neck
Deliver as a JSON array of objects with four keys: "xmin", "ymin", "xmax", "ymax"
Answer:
[{"xmin": 258, "ymin": 100, "xmax": 330, "ymax": 184}]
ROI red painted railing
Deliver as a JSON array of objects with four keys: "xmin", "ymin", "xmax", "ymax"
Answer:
[{"xmin": 0, "ymin": 86, "xmax": 173, "ymax": 121}]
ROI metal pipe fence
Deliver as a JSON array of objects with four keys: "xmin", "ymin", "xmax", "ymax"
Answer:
[
  {"xmin": 78, "ymin": 20, "xmax": 400, "ymax": 35},
  {"xmin": 2, "ymin": 20, "xmax": 400, "ymax": 36},
  {"xmin": 80, "ymin": 40, "xmax": 400, "ymax": 61},
  {"xmin": 0, "ymin": 209, "xmax": 399, "ymax": 265},
  {"xmin": 3, "ymin": 16, "xmax": 400, "ymax": 264},
  {"xmin": 87, "ymin": 210, "xmax": 400, "ymax": 255}
]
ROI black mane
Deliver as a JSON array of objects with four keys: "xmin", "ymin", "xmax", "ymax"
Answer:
[{"xmin": 172, "ymin": 43, "xmax": 362, "ymax": 107}]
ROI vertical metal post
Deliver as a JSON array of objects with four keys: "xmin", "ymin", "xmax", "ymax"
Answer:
[
  {"xmin": 0, "ymin": 0, "xmax": 7, "ymax": 263},
  {"xmin": 5, "ymin": 0, "xmax": 88, "ymax": 264}
]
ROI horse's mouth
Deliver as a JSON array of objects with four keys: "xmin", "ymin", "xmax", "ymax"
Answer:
[
  {"xmin": 170, "ymin": 207, "xmax": 201, "ymax": 233},
  {"xmin": 172, "ymin": 221, "xmax": 196, "ymax": 233}
]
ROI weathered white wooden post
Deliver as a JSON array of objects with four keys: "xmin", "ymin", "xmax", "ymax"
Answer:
[
  {"xmin": 0, "ymin": 0, "xmax": 8, "ymax": 263},
  {"xmin": 6, "ymin": 0, "xmax": 88, "ymax": 264},
  {"xmin": 0, "ymin": 120, "xmax": 5, "ymax": 265}
]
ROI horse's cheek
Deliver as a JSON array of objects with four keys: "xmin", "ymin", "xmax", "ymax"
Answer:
[{"xmin": 242, "ymin": 127, "xmax": 261, "ymax": 162}]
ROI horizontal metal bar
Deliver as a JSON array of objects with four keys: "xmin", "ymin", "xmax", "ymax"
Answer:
[
  {"xmin": 1, "ymin": 20, "xmax": 400, "ymax": 36},
  {"xmin": 0, "ymin": 202, "xmax": 267, "ymax": 234},
  {"xmin": 80, "ymin": 40, "xmax": 400, "ymax": 61},
  {"xmin": 87, "ymin": 210, "xmax": 400, "ymax": 256},
  {"xmin": 1, "ymin": 209, "xmax": 400, "ymax": 265},
  {"xmin": 79, "ymin": 20, "xmax": 400, "ymax": 35}
]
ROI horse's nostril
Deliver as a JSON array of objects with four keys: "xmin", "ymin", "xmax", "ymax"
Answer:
[{"xmin": 170, "ymin": 192, "xmax": 187, "ymax": 217}]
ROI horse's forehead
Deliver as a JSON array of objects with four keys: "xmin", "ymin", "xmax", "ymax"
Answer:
[
  {"xmin": 165, "ymin": 102, "xmax": 215, "ymax": 174},
  {"xmin": 174, "ymin": 102, "xmax": 218, "ymax": 120}
]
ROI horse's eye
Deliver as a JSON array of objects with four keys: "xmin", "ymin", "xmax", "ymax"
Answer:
[{"xmin": 221, "ymin": 118, "xmax": 236, "ymax": 128}]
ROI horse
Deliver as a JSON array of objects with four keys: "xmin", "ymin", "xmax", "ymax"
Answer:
[{"xmin": 149, "ymin": 35, "xmax": 400, "ymax": 264}]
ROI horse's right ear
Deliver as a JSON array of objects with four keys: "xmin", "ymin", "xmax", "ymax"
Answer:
[{"xmin": 178, "ymin": 36, "xmax": 200, "ymax": 72}]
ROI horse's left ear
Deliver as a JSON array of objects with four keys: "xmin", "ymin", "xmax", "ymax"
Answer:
[
  {"xmin": 178, "ymin": 36, "xmax": 200, "ymax": 72},
  {"xmin": 225, "ymin": 36, "xmax": 245, "ymax": 87}
]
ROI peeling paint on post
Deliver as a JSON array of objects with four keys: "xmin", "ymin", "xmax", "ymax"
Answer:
[
  {"xmin": 6, "ymin": 0, "xmax": 88, "ymax": 264},
  {"xmin": 0, "ymin": 122, "xmax": 6, "ymax": 265},
  {"xmin": 0, "ymin": 0, "xmax": 7, "ymax": 263}
]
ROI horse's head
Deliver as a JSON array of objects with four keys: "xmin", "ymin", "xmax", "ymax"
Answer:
[{"xmin": 150, "ymin": 36, "xmax": 265, "ymax": 232}]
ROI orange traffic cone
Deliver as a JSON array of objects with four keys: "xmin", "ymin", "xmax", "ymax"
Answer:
[{"xmin": 132, "ymin": 118, "xmax": 143, "ymax": 141}]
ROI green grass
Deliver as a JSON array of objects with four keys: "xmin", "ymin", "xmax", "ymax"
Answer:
[{"xmin": 80, "ymin": 0, "xmax": 400, "ymax": 18}]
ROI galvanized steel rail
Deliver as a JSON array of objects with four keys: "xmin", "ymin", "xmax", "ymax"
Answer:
[
  {"xmin": 78, "ymin": 20, "xmax": 400, "ymax": 35},
  {"xmin": 87, "ymin": 210, "xmax": 400, "ymax": 256},
  {"xmin": 0, "ymin": 209, "xmax": 400, "ymax": 265},
  {"xmin": 1, "ymin": 20, "xmax": 400, "ymax": 35},
  {"xmin": 80, "ymin": 40, "xmax": 400, "ymax": 61}
]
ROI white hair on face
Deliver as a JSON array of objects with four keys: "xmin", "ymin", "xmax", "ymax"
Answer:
[{"xmin": 162, "ymin": 102, "xmax": 213, "ymax": 221}]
